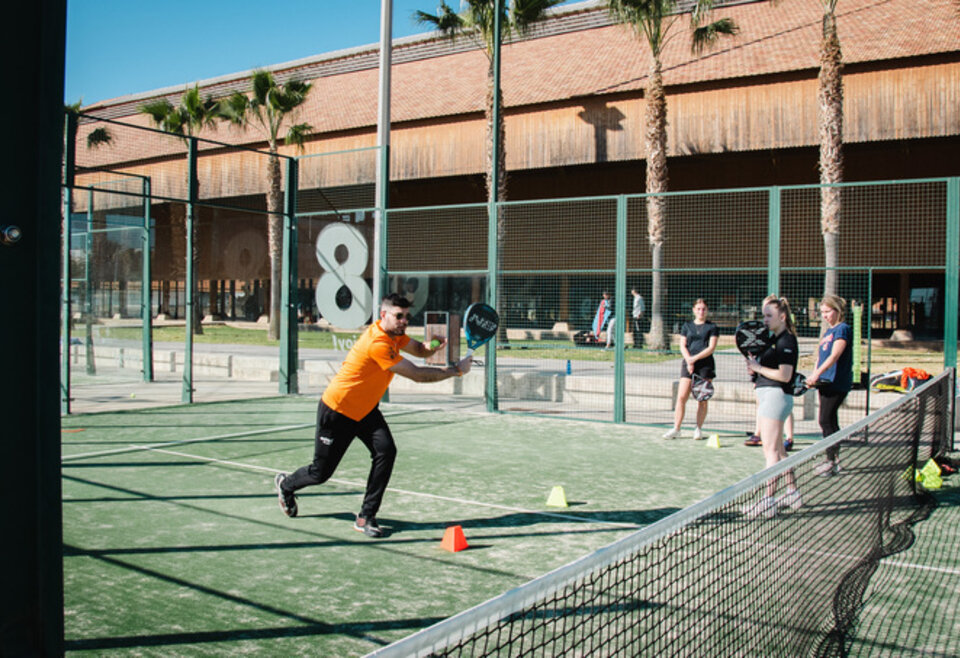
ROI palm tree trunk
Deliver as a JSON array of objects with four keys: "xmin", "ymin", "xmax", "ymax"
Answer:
[
  {"xmin": 188, "ymin": 175, "xmax": 203, "ymax": 335},
  {"xmin": 819, "ymin": 9, "xmax": 843, "ymax": 297},
  {"xmin": 267, "ymin": 149, "xmax": 283, "ymax": 341},
  {"xmin": 486, "ymin": 60, "xmax": 509, "ymax": 343},
  {"xmin": 645, "ymin": 59, "xmax": 668, "ymax": 350}
]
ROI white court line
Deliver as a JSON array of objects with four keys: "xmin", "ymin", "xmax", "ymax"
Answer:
[
  {"xmin": 62, "ymin": 423, "xmax": 314, "ymax": 462},
  {"xmin": 143, "ymin": 445, "xmax": 641, "ymax": 529},
  {"xmin": 61, "ymin": 406, "xmax": 444, "ymax": 463},
  {"xmin": 880, "ymin": 560, "xmax": 960, "ymax": 576}
]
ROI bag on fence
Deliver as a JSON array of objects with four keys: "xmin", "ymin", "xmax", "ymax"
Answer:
[{"xmin": 870, "ymin": 367, "xmax": 932, "ymax": 394}]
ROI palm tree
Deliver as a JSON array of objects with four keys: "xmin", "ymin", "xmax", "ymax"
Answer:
[
  {"xmin": 818, "ymin": 0, "xmax": 843, "ymax": 297},
  {"xmin": 218, "ymin": 70, "xmax": 312, "ymax": 340},
  {"xmin": 415, "ymin": 0, "xmax": 563, "ymax": 203},
  {"xmin": 140, "ymin": 85, "xmax": 220, "ymax": 334},
  {"xmin": 607, "ymin": 0, "xmax": 737, "ymax": 349}
]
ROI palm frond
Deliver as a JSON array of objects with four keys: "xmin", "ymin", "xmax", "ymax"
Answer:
[
  {"xmin": 284, "ymin": 123, "xmax": 312, "ymax": 150},
  {"xmin": 252, "ymin": 70, "xmax": 273, "ymax": 104},
  {"xmin": 511, "ymin": 0, "xmax": 565, "ymax": 33},
  {"xmin": 414, "ymin": 2, "xmax": 465, "ymax": 36},
  {"xmin": 86, "ymin": 127, "xmax": 113, "ymax": 149},
  {"xmin": 218, "ymin": 92, "xmax": 250, "ymax": 126},
  {"xmin": 691, "ymin": 17, "xmax": 738, "ymax": 54},
  {"xmin": 139, "ymin": 99, "xmax": 175, "ymax": 125}
]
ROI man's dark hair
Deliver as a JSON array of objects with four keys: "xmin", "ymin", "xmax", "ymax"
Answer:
[{"xmin": 381, "ymin": 293, "xmax": 411, "ymax": 309}]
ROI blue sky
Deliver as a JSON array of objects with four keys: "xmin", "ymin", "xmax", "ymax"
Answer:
[{"xmin": 65, "ymin": 0, "xmax": 579, "ymax": 106}]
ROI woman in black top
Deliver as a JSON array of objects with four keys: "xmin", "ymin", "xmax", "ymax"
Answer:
[
  {"xmin": 742, "ymin": 296, "xmax": 802, "ymax": 519},
  {"xmin": 662, "ymin": 299, "xmax": 719, "ymax": 440}
]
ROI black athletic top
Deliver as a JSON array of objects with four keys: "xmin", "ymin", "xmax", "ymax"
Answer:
[
  {"xmin": 681, "ymin": 320, "xmax": 719, "ymax": 361},
  {"xmin": 754, "ymin": 330, "xmax": 798, "ymax": 394}
]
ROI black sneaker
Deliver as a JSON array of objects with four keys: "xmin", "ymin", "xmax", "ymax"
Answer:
[
  {"xmin": 353, "ymin": 515, "xmax": 383, "ymax": 538},
  {"xmin": 274, "ymin": 473, "xmax": 297, "ymax": 518}
]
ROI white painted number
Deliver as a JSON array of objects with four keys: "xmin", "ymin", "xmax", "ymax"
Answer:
[{"xmin": 314, "ymin": 223, "xmax": 372, "ymax": 329}]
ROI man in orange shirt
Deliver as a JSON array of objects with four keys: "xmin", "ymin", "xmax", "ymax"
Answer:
[{"xmin": 274, "ymin": 293, "xmax": 473, "ymax": 538}]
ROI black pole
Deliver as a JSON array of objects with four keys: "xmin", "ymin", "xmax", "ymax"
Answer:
[{"xmin": 0, "ymin": 0, "xmax": 66, "ymax": 654}]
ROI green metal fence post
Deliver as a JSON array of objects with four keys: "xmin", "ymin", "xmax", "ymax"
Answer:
[
  {"xmin": 944, "ymin": 177, "xmax": 959, "ymax": 370},
  {"xmin": 485, "ymin": 0, "xmax": 503, "ymax": 413},
  {"xmin": 183, "ymin": 138, "xmax": 197, "ymax": 403},
  {"xmin": 84, "ymin": 186, "xmax": 95, "ymax": 375},
  {"xmin": 61, "ymin": 112, "xmax": 76, "ymax": 413},
  {"xmin": 865, "ymin": 269, "xmax": 873, "ymax": 415},
  {"xmin": 486, "ymin": 201, "xmax": 499, "ymax": 412},
  {"xmin": 141, "ymin": 176, "xmax": 153, "ymax": 382},
  {"xmin": 614, "ymin": 195, "xmax": 627, "ymax": 423},
  {"xmin": 768, "ymin": 186, "xmax": 781, "ymax": 296},
  {"xmin": 280, "ymin": 157, "xmax": 299, "ymax": 394}
]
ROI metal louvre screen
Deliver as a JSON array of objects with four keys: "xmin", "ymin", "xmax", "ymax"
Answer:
[{"xmin": 369, "ymin": 369, "xmax": 954, "ymax": 658}]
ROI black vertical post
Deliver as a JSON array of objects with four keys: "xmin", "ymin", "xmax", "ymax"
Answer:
[{"xmin": 1, "ymin": 0, "xmax": 66, "ymax": 653}]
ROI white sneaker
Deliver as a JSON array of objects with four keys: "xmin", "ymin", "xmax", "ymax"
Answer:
[
  {"xmin": 692, "ymin": 427, "xmax": 704, "ymax": 440},
  {"xmin": 815, "ymin": 460, "xmax": 840, "ymax": 477},
  {"xmin": 742, "ymin": 496, "xmax": 777, "ymax": 519},
  {"xmin": 662, "ymin": 427, "xmax": 680, "ymax": 440},
  {"xmin": 776, "ymin": 488, "xmax": 803, "ymax": 511}
]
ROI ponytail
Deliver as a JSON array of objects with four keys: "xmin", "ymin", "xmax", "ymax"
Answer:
[{"xmin": 762, "ymin": 295, "xmax": 797, "ymax": 336}]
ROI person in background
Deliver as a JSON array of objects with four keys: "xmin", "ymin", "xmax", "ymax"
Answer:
[
  {"xmin": 631, "ymin": 288, "xmax": 646, "ymax": 348},
  {"xmin": 593, "ymin": 290, "xmax": 613, "ymax": 343},
  {"xmin": 662, "ymin": 299, "xmax": 719, "ymax": 441}
]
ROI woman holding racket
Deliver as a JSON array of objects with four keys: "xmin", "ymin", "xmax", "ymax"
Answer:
[
  {"xmin": 662, "ymin": 299, "xmax": 719, "ymax": 440},
  {"xmin": 742, "ymin": 296, "xmax": 802, "ymax": 519},
  {"xmin": 806, "ymin": 294, "xmax": 853, "ymax": 476}
]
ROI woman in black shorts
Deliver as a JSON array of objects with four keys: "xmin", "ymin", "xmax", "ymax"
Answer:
[{"xmin": 663, "ymin": 299, "xmax": 719, "ymax": 440}]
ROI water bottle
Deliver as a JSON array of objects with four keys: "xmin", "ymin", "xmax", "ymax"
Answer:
[{"xmin": 566, "ymin": 359, "xmax": 571, "ymax": 375}]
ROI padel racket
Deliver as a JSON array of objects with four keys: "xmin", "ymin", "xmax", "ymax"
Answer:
[
  {"xmin": 463, "ymin": 302, "xmax": 500, "ymax": 358},
  {"xmin": 735, "ymin": 320, "xmax": 772, "ymax": 357},
  {"xmin": 791, "ymin": 372, "xmax": 808, "ymax": 396},
  {"xmin": 691, "ymin": 374, "xmax": 715, "ymax": 401}
]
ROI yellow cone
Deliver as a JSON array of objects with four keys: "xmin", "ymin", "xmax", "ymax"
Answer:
[
  {"xmin": 546, "ymin": 485, "xmax": 568, "ymax": 508},
  {"xmin": 706, "ymin": 434, "xmax": 721, "ymax": 449},
  {"xmin": 917, "ymin": 459, "xmax": 942, "ymax": 489}
]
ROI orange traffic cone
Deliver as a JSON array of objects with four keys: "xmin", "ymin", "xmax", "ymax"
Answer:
[{"xmin": 441, "ymin": 525, "xmax": 469, "ymax": 552}]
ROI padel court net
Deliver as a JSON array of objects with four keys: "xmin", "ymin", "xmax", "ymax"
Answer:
[{"xmin": 371, "ymin": 369, "xmax": 954, "ymax": 657}]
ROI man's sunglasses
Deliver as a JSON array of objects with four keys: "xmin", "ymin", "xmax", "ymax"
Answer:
[{"xmin": 390, "ymin": 312, "xmax": 411, "ymax": 320}]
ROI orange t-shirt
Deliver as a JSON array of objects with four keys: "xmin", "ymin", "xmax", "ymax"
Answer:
[{"xmin": 321, "ymin": 321, "xmax": 410, "ymax": 421}]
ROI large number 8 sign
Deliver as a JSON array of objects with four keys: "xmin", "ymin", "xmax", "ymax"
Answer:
[{"xmin": 314, "ymin": 223, "xmax": 372, "ymax": 329}]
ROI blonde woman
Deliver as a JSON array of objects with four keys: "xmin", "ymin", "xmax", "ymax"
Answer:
[
  {"xmin": 807, "ymin": 294, "xmax": 853, "ymax": 476},
  {"xmin": 742, "ymin": 296, "xmax": 802, "ymax": 518},
  {"xmin": 662, "ymin": 299, "xmax": 719, "ymax": 440}
]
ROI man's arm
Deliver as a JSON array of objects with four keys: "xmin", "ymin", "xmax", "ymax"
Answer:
[
  {"xmin": 401, "ymin": 338, "xmax": 445, "ymax": 359},
  {"xmin": 390, "ymin": 355, "xmax": 472, "ymax": 383}
]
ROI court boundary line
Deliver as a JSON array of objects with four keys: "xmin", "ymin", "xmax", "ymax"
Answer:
[
  {"xmin": 60, "ymin": 406, "xmax": 445, "ymax": 463},
  {"xmin": 141, "ymin": 445, "xmax": 642, "ymax": 529}
]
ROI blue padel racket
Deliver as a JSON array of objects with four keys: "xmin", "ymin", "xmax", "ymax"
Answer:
[
  {"xmin": 463, "ymin": 302, "xmax": 500, "ymax": 358},
  {"xmin": 735, "ymin": 320, "xmax": 772, "ymax": 357}
]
